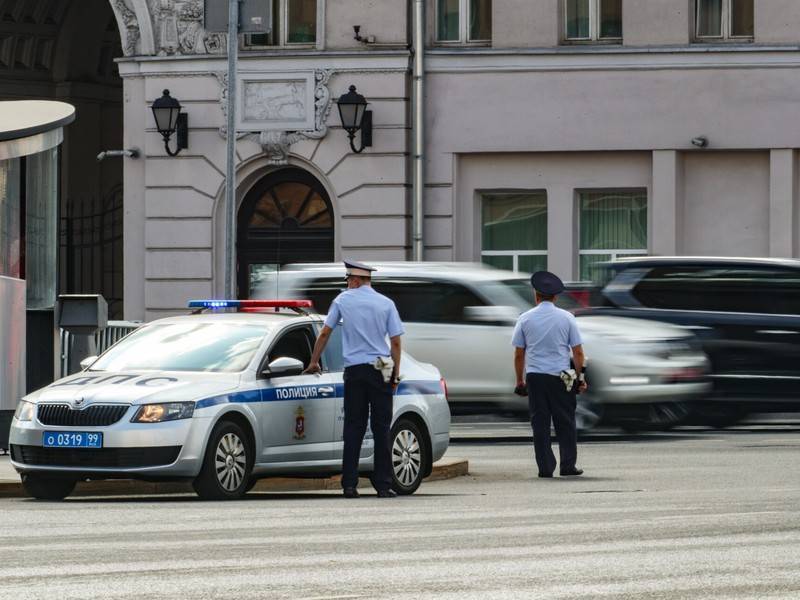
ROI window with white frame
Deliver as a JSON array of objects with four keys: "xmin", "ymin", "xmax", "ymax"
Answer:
[
  {"xmin": 578, "ymin": 190, "xmax": 647, "ymax": 281},
  {"xmin": 695, "ymin": 0, "xmax": 753, "ymax": 41},
  {"xmin": 244, "ymin": 0, "xmax": 317, "ymax": 47},
  {"xmin": 481, "ymin": 192, "xmax": 547, "ymax": 273},
  {"xmin": 436, "ymin": 0, "xmax": 492, "ymax": 44},
  {"xmin": 564, "ymin": 0, "xmax": 622, "ymax": 42}
]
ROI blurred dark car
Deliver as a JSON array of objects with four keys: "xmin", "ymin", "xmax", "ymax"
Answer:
[{"xmin": 586, "ymin": 256, "xmax": 800, "ymax": 426}]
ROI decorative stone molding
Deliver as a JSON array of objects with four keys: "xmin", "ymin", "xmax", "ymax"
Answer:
[
  {"xmin": 217, "ymin": 69, "xmax": 335, "ymax": 165},
  {"xmin": 110, "ymin": 0, "xmax": 140, "ymax": 56}
]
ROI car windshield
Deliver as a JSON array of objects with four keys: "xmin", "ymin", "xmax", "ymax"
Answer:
[{"xmin": 89, "ymin": 322, "xmax": 270, "ymax": 373}]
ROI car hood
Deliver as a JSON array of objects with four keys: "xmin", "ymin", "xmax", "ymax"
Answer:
[
  {"xmin": 24, "ymin": 371, "xmax": 242, "ymax": 406},
  {"xmin": 576, "ymin": 315, "xmax": 692, "ymax": 342}
]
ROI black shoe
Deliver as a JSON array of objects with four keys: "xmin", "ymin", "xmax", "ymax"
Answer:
[
  {"xmin": 376, "ymin": 489, "xmax": 397, "ymax": 498},
  {"xmin": 560, "ymin": 468, "xmax": 584, "ymax": 477},
  {"xmin": 343, "ymin": 487, "xmax": 360, "ymax": 498},
  {"xmin": 538, "ymin": 472, "xmax": 553, "ymax": 478}
]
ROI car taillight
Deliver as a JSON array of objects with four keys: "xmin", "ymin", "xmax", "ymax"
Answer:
[{"xmin": 440, "ymin": 377, "xmax": 448, "ymax": 400}]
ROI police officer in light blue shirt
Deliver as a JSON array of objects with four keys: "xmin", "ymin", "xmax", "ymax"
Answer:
[
  {"xmin": 512, "ymin": 271, "xmax": 588, "ymax": 478},
  {"xmin": 305, "ymin": 260, "xmax": 404, "ymax": 498}
]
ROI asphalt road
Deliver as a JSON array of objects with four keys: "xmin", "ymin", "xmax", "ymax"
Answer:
[{"xmin": 1, "ymin": 427, "xmax": 799, "ymax": 599}]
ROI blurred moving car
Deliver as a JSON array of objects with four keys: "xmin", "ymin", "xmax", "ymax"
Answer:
[
  {"xmin": 584, "ymin": 256, "xmax": 800, "ymax": 426},
  {"xmin": 10, "ymin": 300, "xmax": 450, "ymax": 500},
  {"xmin": 254, "ymin": 263, "xmax": 710, "ymax": 430}
]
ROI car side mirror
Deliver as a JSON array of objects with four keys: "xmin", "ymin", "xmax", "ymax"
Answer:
[
  {"xmin": 464, "ymin": 305, "xmax": 519, "ymax": 325},
  {"xmin": 263, "ymin": 357, "xmax": 305, "ymax": 378},
  {"xmin": 80, "ymin": 356, "xmax": 99, "ymax": 370}
]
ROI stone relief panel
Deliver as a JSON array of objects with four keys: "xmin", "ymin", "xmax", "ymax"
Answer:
[
  {"xmin": 217, "ymin": 70, "xmax": 334, "ymax": 165},
  {"xmin": 148, "ymin": 0, "xmax": 225, "ymax": 55}
]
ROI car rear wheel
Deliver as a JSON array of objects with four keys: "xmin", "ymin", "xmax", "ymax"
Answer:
[
  {"xmin": 576, "ymin": 397, "xmax": 604, "ymax": 432},
  {"xmin": 21, "ymin": 474, "xmax": 76, "ymax": 501},
  {"xmin": 621, "ymin": 401, "xmax": 691, "ymax": 432},
  {"xmin": 390, "ymin": 418, "xmax": 428, "ymax": 495},
  {"xmin": 193, "ymin": 421, "xmax": 252, "ymax": 500}
]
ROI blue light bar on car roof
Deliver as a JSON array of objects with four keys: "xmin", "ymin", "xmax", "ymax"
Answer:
[
  {"xmin": 188, "ymin": 300, "xmax": 239, "ymax": 309},
  {"xmin": 187, "ymin": 300, "xmax": 314, "ymax": 311}
]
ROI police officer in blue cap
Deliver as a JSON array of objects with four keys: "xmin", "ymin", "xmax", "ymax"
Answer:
[
  {"xmin": 511, "ymin": 271, "xmax": 588, "ymax": 478},
  {"xmin": 305, "ymin": 260, "xmax": 404, "ymax": 498}
]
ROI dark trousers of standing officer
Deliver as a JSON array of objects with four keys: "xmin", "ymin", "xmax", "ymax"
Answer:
[
  {"xmin": 526, "ymin": 373, "xmax": 577, "ymax": 475},
  {"xmin": 342, "ymin": 364, "xmax": 393, "ymax": 491}
]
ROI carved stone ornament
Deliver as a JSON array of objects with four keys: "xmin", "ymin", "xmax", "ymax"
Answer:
[
  {"xmin": 216, "ymin": 70, "xmax": 334, "ymax": 165},
  {"xmin": 110, "ymin": 0, "xmax": 141, "ymax": 56},
  {"xmin": 151, "ymin": 0, "xmax": 226, "ymax": 55}
]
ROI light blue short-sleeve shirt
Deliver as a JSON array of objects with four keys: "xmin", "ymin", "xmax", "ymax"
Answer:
[
  {"xmin": 511, "ymin": 301, "xmax": 583, "ymax": 376},
  {"xmin": 324, "ymin": 286, "xmax": 404, "ymax": 367}
]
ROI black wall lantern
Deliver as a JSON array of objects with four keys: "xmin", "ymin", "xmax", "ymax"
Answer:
[
  {"xmin": 337, "ymin": 85, "xmax": 372, "ymax": 153},
  {"xmin": 151, "ymin": 89, "xmax": 188, "ymax": 156}
]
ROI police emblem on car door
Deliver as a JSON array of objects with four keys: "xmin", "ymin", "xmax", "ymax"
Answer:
[{"xmin": 257, "ymin": 325, "xmax": 337, "ymax": 463}]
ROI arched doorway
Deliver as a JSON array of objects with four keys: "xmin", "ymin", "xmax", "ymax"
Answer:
[{"xmin": 237, "ymin": 168, "xmax": 335, "ymax": 298}]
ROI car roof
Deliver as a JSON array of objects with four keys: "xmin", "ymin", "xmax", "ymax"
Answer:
[
  {"xmin": 281, "ymin": 262, "xmax": 535, "ymax": 283},
  {"xmin": 611, "ymin": 256, "xmax": 800, "ymax": 269}
]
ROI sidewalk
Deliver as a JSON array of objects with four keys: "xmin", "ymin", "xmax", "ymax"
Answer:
[{"xmin": 0, "ymin": 454, "xmax": 468, "ymax": 498}]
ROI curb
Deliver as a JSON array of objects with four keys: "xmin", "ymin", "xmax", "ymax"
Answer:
[{"xmin": 0, "ymin": 457, "xmax": 469, "ymax": 499}]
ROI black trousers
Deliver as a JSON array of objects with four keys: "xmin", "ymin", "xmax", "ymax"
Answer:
[
  {"xmin": 526, "ymin": 373, "xmax": 578, "ymax": 475},
  {"xmin": 342, "ymin": 364, "xmax": 393, "ymax": 491}
]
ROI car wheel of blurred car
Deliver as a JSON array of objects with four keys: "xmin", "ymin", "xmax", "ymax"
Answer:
[
  {"xmin": 621, "ymin": 401, "xmax": 692, "ymax": 432},
  {"xmin": 193, "ymin": 421, "xmax": 253, "ymax": 500},
  {"xmin": 576, "ymin": 397, "xmax": 604, "ymax": 432},
  {"xmin": 390, "ymin": 418, "xmax": 428, "ymax": 495},
  {"xmin": 21, "ymin": 474, "xmax": 76, "ymax": 501}
]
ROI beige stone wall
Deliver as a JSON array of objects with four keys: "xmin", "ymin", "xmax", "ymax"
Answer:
[
  {"xmin": 492, "ymin": 0, "xmax": 559, "ymax": 48},
  {"xmin": 623, "ymin": 0, "xmax": 691, "ymax": 46},
  {"xmin": 326, "ymin": 0, "xmax": 407, "ymax": 48},
  {"xmin": 754, "ymin": 0, "xmax": 800, "ymax": 44}
]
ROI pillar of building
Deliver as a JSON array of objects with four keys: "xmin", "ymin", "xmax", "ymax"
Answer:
[
  {"xmin": 768, "ymin": 149, "xmax": 797, "ymax": 258},
  {"xmin": 122, "ymin": 76, "xmax": 147, "ymax": 321},
  {"xmin": 651, "ymin": 150, "xmax": 683, "ymax": 256},
  {"xmin": 547, "ymin": 185, "xmax": 576, "ymax": 280}
]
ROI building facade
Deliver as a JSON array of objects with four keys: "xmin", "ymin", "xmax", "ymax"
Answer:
[{"xmin": 5, "ymin": 0, "xmax": 800, "ymax": 325}]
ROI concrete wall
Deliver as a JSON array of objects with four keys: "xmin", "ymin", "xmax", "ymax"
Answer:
[
  {"xmin": 623, "ymin": 0, "xmax": 691, "ymax": 46},
  {"xmin": 682, "ymin": 152, "xmax": 770, "ymax": 256},
  {"xmin": 754, "ymin": 0, "xmax": 800, "ymax": 44},
  {"xmin": 493, "ymin": 0, "xmax": 559, "ymax": 48},
  {"xmin": 326, "ymin": 0, "xmax": 407, "ymax": 48}
]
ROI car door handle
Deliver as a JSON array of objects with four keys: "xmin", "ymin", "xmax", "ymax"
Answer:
[{"xmin": 318, "ymin": 386, "xmax": 335, "ymax": 395}]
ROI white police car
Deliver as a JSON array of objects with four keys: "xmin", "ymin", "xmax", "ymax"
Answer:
[{"xmin": 9, "ymin": 300, "xmax": 451, "ymax": 500}]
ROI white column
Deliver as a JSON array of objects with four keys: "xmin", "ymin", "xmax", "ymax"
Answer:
[
  {"xmin": 769, "ymin": 149, "xmax": 796, "ymax": 258},
  {"xmin": 547, "ymin": 185, "xmax": 576, "ymax": 280},
  {"xmin": 122, "ymin": 77, "xmax": 146, "ymax": 321},
  {"xmin": 651, "ymin": 150, "xmax": 683, "ymax": 256}
]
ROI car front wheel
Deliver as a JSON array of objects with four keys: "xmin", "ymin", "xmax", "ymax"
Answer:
[
  {"xmin": 193, "ymin": 421, "xmax": 252, "ymax": 500},
  {"xmin": 390, "ymin": 418, "xmax": 428, "ymax": 495},
  {"xmin": 21, "ymin": 474, "xmax": 76, "ymax": 501}
]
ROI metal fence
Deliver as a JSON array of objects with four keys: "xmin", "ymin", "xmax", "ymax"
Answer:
[
  {"xmin": 60, "ymin": 320, "xmax": 141, "ymax": 378},
  {"xmin": 60, "ymin": 187, "xmax": 124, "ymax": 319}
]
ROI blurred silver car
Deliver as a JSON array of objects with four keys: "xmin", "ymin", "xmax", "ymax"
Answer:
[{"xmin": 255, "ymin": 263, "xmax": 711, "ymax": 430}]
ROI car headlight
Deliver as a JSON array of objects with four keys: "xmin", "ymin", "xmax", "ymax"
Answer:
[
  {"xmin": 14, "ymin": 400, "xmax": 35, "ymax": 422},
  {"xmin": 132, "ymin": 402, "xmax": 194, "ymax": 423}
]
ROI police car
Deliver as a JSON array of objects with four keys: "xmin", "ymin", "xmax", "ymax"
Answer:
[{"xmin": 9, "ymin": 300, "xmax": 451, "ymax": 500}]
